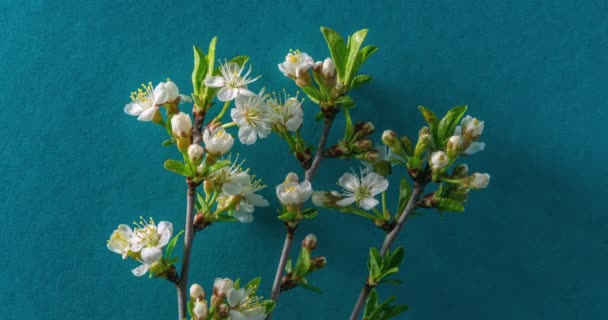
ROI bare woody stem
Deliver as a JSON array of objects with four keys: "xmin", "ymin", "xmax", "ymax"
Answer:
[
  {"xmin": 267, "ymin": 117, "xmax": 334, "ymax": 319},
  {"xmin": 176, "ymin": 183, "xmax": 196, "ymax": 320},
  {"xmin": 348, "ymin": 181, "xmax": 427, "ymax": 320}
]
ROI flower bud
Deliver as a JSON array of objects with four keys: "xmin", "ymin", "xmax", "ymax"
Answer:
[
  {"xmin": 466, "ymin": 173, "xmax": 490, "ymax": 189},
  {"xmin": 452, "ymin": 164, "xmax": 469, "ymax": 178},
  {"xmin": 153, "ymin": 80, "xmax": 180, "ymax": 106},
  {"xmin": 400, "ymin": 136, "xmax": 414, "ymax": 156},
  {"xmin": 188, "ymin": 144, "xmax": 204, "ymax": 164},
  {"xmin": 217, "ymin": 303, "xmax": 230, "ymax": 317},
  {"xmin": 192, "ymin": 299, "xmax": 209, "ymax": 319},
  {"xmin": 382, "ymin": 130, "xmax": 402, "ymax": 154},
  {"xmin": 352, "ymin": 139, "xmax": 373, "ymax": 152},
  {"xmin": 203, "ymin": 179, "xmax": 214, "ymax": 194},
  {"xmin": 295, "ymin": 71, "xmax": 312, "ymax": 88},
  {"xmin": 446, "ymin": 135, "xmax": 463, "ymax": 158},
  {"xmin": 312, "ymin": 256, "xmax": 327, "ymax": 269},
  {"xmin": 190, "ymin": 284, "xmax": 205, "ymax": 301},
  {"xmin": 203, "ymin": 127, "xmax": 234, "ymax": 156},
  {"xmin": 171, "ymin": 112, "xmax": 192, "ymax": 139},
  {"xmin": 213, "ymin": 278, "xmax": 233, "ymax": 297},
  {"xmin": 414, "ymin": 127, "xmax": 432, "ymax": 157},
  {"xmin": 354, "ymin": 121, "xmax": 375, "ymax": 139},
  {"xmin": 322, "ymin": 58, "xmax": 336, "ymax": 79},
  {"xmin": 430, "ymin": 151, "xmax": 449, "ymax": 171},
  {"xmin": 461, "ymin": 115, "xmax": 484, "ymax": 139},
  {"xmin": 302, "ymin": 234, "xmax": 318, "ymax": 250},
  {"xmin": 324, "ymin": 144, "xmax": 349, "ymax": 158}
]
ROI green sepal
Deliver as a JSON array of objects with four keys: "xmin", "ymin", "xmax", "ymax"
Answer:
[
  {"xmin": 164, "ymin": 159, "xmax": 191, "ymax": 177},
  {"xmin": 350, "ymin": 74, "xmax": 372, "ymax": 89},
  {"xmin": 234, "ymin": 278, "xmax": 241, "ymax": 290},
  {"xmin": 437, "ymin": 105, "xmax": 468, "ymax": 147},
  {"xmin": 187, "ymin": 300, "xmax": 194, "ymax": 319},
  {"xmin": 396, "ymin": 178, "xmax": 412, "ymax": 216},
  {"xmin": 245, "ymin": 277, "xmax": 262, "ymax": 294},
  {"xmin": 315, "ymin": 111, "xmax": 324, "ymax": 121},
  {"xmin": 320, "ymin": 26, "xmax": 347, "ymax": 81},
  {"xmin": 301, "ymin": 208, "xmax": 318, "ymax": 219},
  {"xmin": 165, "ymin": 230, "xmax": 185, "ymax": 258},
  {"xmin": 277, "ymin": 210, "xmax": 297, "ymax": 222},
  {"xmin": 293, "ymin": 248, "xmax": 312, "ymax": 277},
  {"xmin": 162, "ymin": 138, "xmax": 176, "ymax": 147},
  {"xmin": 261, "ymin": 299, "xmax": 276, "ymax": 314}
]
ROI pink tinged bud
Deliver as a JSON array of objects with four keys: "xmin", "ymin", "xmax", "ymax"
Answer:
[
  {"xmin": 190, "ymin": 284, "xmax": 205, "ymax": 300},
  {"xmin": 171, "ymin": 112, "xmax": 192, "ymax": 138},
  {"xmin": 430, "ymin": 151, "xmax": 449, "ymax": 171},
  {"xmin": 468, "ymin": 173, "xmax": 490, "ymax": 189},
  {"xmin": 302, "ymin": 234, "xmax": 318, "ymax": 250},
  {"xmin": 188, "ymin": 144, "xmax": 204, "ymax": 162},
  {"xmin": 213, "ymin": 278, "xmax": 233, "ymax": 297}
]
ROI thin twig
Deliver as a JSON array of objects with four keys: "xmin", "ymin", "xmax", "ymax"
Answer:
[
  {"xmin": 348, "ymin": 182, "xmax": 426, "ymax": 320},
  {"xmin": 267, "ymin": 117, "xmax": 335, "ymax": 319},
  {"xmin": 176, "ymin": 183, "xmax": 196, "ymax": 320}
]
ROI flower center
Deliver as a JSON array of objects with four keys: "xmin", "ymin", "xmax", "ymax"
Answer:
[{"xmin": 130, "ymin": 82, "xmax": 154, "ymax": 106}]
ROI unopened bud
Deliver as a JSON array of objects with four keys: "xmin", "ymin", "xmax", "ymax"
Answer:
[
  {"xmin": 203, "ymin": 179, "xmax": 214, "ymax": 194},
  {"xmin": 400, "ymin": 136, "xmax": 414, "ymax": 156},
  {"xmin": 295, "ymin": 72, "xmax": 312, "ymax": 88},
  {"xmin": 311, "ymin": 191, "xmax": 339, "ymax": 207},
  {"xmin": 322, "ymin": 58, "xmax": 336, "ymax": 79},
  {"xmin": 192, "ymin": 299, "xmax": 209, "ymax": 319},
  {"xmin": 218, "ymin": 304, "xmax": 230, "ymax": 317},
  {"xmin": 171, "ymin": 112, "xmax": 193, "ymax": 139},
  {"xmin": 302, "ymin": 234, "xmax": 318, "ymax": 250},
  {"xmin": 382, "ymin": 130, "xmax": 402, "ymax": 154},
  {"xmin": 190, "ymin": 284, "xmax": 205, "ymax": 301},
  {"xmin": 461, "ymin": 115, "xmax": 484, "ymax": 139},
  {"xmin": 446, "ymin": 135, "xmax": 462, "ymax": 158},
  {"xmin": 352, "ymin": 139, "xmax": 373, "ymax": 152},
  {"xmin": 430, "ymin": 151, "xmax": 449, "ymax": 171},
  {"xmin": 188, "ymin": 144, "xmax": 204, "ymax": 164},
  {"xmin": 324, "ymin": 144, "xmax": 349, "ymax": 158},
  {"xmin": 311, "ymin": 256, "xmax": 327, "ymax": 269},
  {"xmin": 354, "ymin": 121, "xmax": 375, "ymax": 139},
  {"xmin": 414, "ymin": 128, "xmax": 432, "ymax": 157},
  {"xmin": 417, "ymin": 193, "xmax": 439, "ymax": 208},
  {"xmin": 213, "ymin": 278, "xmax": 233, "ymax": 297},
  {"xmin": 364, "ymin": 150, "xmax": 379, "ymax": 162},
  {"xmin": 466, "ymin": 173, "xmax": 490, "ymax": 189},
  {"xmin": 452, "ymin": 164, "xmax": 469, "ymax": 178}
]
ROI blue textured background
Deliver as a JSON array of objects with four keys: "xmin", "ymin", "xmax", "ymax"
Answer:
[{"xmin": 1, "ymin": 0, "xmax": 606, "ymax": 319}]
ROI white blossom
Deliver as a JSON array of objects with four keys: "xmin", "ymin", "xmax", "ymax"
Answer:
[
  {"xmin": 192, "ymin": 299, "xmax": 208, "ymax": 319},
  {"xmin": 276, "ymin": 172, "xmax": 313, "ymax": 206},
  {"xmin": 204, "ymin": 62, "xmax": 260, "ymax": 101},
  {"xmin": 124, "ymin": 82, "xmax": 159, "ymax": 121},
  {"xmin": 190, "ymin": 283, "xmax": 205, "ymax": 300},
  {"xmin": 107, "ymin": 224, "xmax": 134, "ymax": 259},
  {"xmin": 267, "ymin": 92, "xmax": 304, "ymax": 132},
  {"xmin": 336, "ymin": 169, "xmax": 389, "ymax": 210},
  {"xmin": 453, "ymin": 115, "xmax": 486, "ymax": 155},
  {"xmin": 430, "ymin": 151, "xmax": 449, "ymax": 171},
  {"xmin": 129, "ymin": 218, "xmax": 173, "ymax": 277},
  {"xmin": 214, "ymin": 278, "xmax": 234, "ymax": 296},
  {"xmin": 321, "ymin": 57, "xmax": 336, "ymax": 79},
  {"xmin": 152, "ymin": 80, "xmax": 180, "ymax": 105},
  {"xmin": 203, "ymin": 127, "xmax": 234, "ymax": 155},
  {"xmin": 188, "ymin": 144, "xmax": 204, "ymax": 162},
  {"xmin": 278, "ymin": 50, "xmax": 314, "ymax": 79},
  {"xmin": 227, "ymin": 288, "xmax": 267, "ymax": 320},
  {"xmin": 231, "ymin": 89, "xmax": 272, "ymax": 145}
]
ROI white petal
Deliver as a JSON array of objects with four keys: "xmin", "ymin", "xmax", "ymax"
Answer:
[
  {"xmin": 234, "ymin": 210, "xmax": 253, "ymax": 223},
  {"xmin": 204, "ymin": 76, "xmax": 225, "ymax": 88},
  {"xmin": 141, "ymin": 247, "xmax": 162, "ymax": 264},
  {"xmin": 464, "ymin": 142, "xmax": 486, "ymax": 155},
  {"xmin": 336, "ymin": 196, "xmax": 356, "ymax": 207},
  {"xmin": 222, "ymin": 181, "xmax": 243, "ymax": 195},
  {"xmin": 153, "ymin": 83, "xmax": 169, "ymax": 105},
  {"xmin": 229, "ymin": 310, "xmax": 247, "ymax": 320},
  {"xmin": 227, "ymin": 288, "xmax": 247, "ymax": 307},
  {"xmin": 285, "ymin": 114, "xmax": 303, "ymax": 131},
  {"xmin": 124, "ymin": 102, "xmax": 143, "ymax": 116},
  {"xmin": 247, "ymin": 193, "xmax": 269, "ymax": 207},
  {"xmin": 338, "ymin": 173, "xmax": 359, "ymax": 192},
  {"xmin": 238, "ymin": 126, "xmax": 258, "ymax": 145},
  {"xmin": 359, "ymin": 197, "xmax": 379, "ymax": 210},
  {"xmin": 157, "ymin": 221, "xmax": 173, "ymax": 247},
  {"xmin": 217, "ymin": 86, "xmax": 238, "ymax": 102},
  {"xmin": 131, "ymin": 264, "xmax": 149, "ymax": 277},
  {"xmin": 179, "ymin": 94, "xmax": 193, "ymax": 103},
  {"xmin": 137, "ymin": 107, "xmax": 157, "ymax": 122},
  {"xmin": 237, "ymin": 88, "xmax": 255, "ymax": 97},
  {"xmin": 454, "ymin": 126, "xmax": 462, "ymax": 136}
]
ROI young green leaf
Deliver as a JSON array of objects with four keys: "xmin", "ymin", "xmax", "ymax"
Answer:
[
  {"xmin": 437, "ymin": 105, "xmax": 468, "ymax": 147},
  {"xmin": 418, "ymin": 105, "xmax": 438, "ymax": 140},
  {"xmin": 206, "ymin": 37, "xmax": 218, "ymax": 76},
  {"xmin": 162, "ymin": 138, "xmax": 176, "ymax": 147},
  {"xmin": 351, "ymin": 74, "xmax": 373, "ymax": 89},
  {"xmin": 164, "ymin": 160, "xmax": 191, "ymax": 177},
  {"xmin": 192, "ymin": 45, "xmax": 207, "ymax": 95},
  {"xmin": 320, "ymin": 26, "xmax": 347, "ymax": 80},
  {"xmin": 396, "ymin": 178, "xmax": 412, "ymax": 215},
  {"xmin": 344, "ymin": 29, "xmax": 369, "ymax": 85},
  {"xmin": 344, "ymin": 108, "xmax": 354, "ymax": 140},
  {"xmin": 298, "ymin": 279, "xmax": 323, "ymax": 294},
  {"xmin": 301, "ymin": 208, "xmax": 318, "ymax": 219},
  {"xmin": 165, "ymin": 230, "xmax": 185, "ymax": 258},
  {"xmin": 438, "ymin": 198, "xmax": 465, "ymax": 212},
  {"xmin": 293, "ymin": 248, "xmax": 312, "ymax": 277},
  {"xmin": 245, "ymin": 277, "xmax": 262, "ymax": 293}
]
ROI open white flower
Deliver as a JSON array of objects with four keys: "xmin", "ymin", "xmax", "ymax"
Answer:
[
  {"xmin": 129, "ymin": 218, "xmax": 173, "ymax": 277},
  {"xmin": 233, "ymin": 177, "xmax": 270, "ymax": 223},
  {"xmin": 267, "ymin": 93, "xmax": 304, "ymax": 132},
  {"xmin": 203, "ymin": 127, "xmax": 234, "ymax": 155},
  {"xmin": 107, "ymin": 224, "xmax": 134, "ymax": 259},
  {"xmin": 453, "ymin": 115, "xmax": 486, "ymax": 155},
  {"xmin": 227, "ymin": 288, "xmax": 267, "ymax": 320},
  {"xmin": 278, "ymin": 50, "xmax": 314, "ymax": 79},
  {"xmin": 276, "ymin": 172, "xmax": 313, "ymax": 206},
  {"xmin": 231, "ymin": 89, "xmax": 272, "ymax": 145},
  {"xmin": 124, "ymin": 82, "xmax": 159, "ymax": 121},
  {"xmin": 204, "ymin": 62, "xmax": 260, "ymax": 101},
  {"xmin": 211, "ymin": 159, "xmax": 251, "ymax": 196},
  {"xmin": 336, "ymin": 169, "xmax": 389, "ymax": 210}
]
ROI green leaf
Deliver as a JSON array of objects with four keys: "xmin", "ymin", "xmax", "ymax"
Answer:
[
  {"xmin": 284, "ymin": 258, "xmax": 293, "ymax": 273},
  {"xmin": 293, "ymin": 248, "xmax": 311, "ymax": 277},
  {"xmin": 336, "ymin": 95, "xmax": 355, "ymax": 109},
  {"xmin": 437, "ymin": 105, "xmax": 468, "ymax": 147},
  {"xmin": 344, "ymin": 108, "xmax": 354, "ymax": 140},
  {"xmin": 320, "ymin": 26, "xmax": 347, "ymax": 80},
  {"xmin": 298, "ymin": 279, "xmax": 323, "ymax": 294},
  {"xmin": 350, "ymin": 74, "xmax": 372, "ymax": 89},
  {"xmin": 344, "ymin": 29, "xmax": 369, "ymax": 85},
  {"xmin": 300, "ymin": 85, "xmax": 322, "ymax": 104},
  {"xmin": 206, "ymin": 37, "xmax": 218, "ymax": 76},
  {"xmin": 217, "ymin": 214, "xmax": 238, "ymax": 222},
  {"xmin": 196, "ymin": 192, "xmax": 207, "ymax": 212},
  {"xmin": 389, "ymin": 247, "xmax": 405, "ymax": 269},
  {"xmin": 192, "ymin": 45, "xmax": 207, "ymax": 94},
  {"xmin": 277, "ymin": 210, "xmax": 296, "ymax": 222},
  {"xmin": 418, "ymin": 105, "xmax": 438, "ymax": 141},
  {"xmin": 261, "ymin": 299, "xmax": 276, "ymax": 314},
  {"xmin": 245, "ymin": 277, "xmax": 262, "ymax": 294},
  {"xmin": 315, "ymin": 111, "xmax": 324, "ymax": 121},
  {"xmin": 301, "ymin": 208, "xmax": 318, "ymax": 219},
  {"xmin": 368, "ymin": 248, "xmax": 382, "ymax": 278},
  {"xmin": 364, "ymin": 288, "xmax": 379, "ymax": 318},
  {"xmin": 165, "ymin": 230, "xmax": 184, "ymax": 258},
  {"xmin": 397, "ymin": 178, "xmax": 412, "ymax": 215},
  {"xmin": 234, "ymin": 278, "xmax": 241, "ymax": 290},
  {"xmin": 187, "ymin": 300, "xmax": 194, "ymax": 319},
  {"xmin": 164, "ymin": 160, "xmax": 191, "ymax": 177},
  {"xmin": 207, "ymin": 160, "xmax": 231, "ymax": 173},
  {"xmin": 162, "ymin": 138, "xmax": 176, "ymax": 147},
  {"xmin": 438, "ymin": 198, "xmax": 465, "ymax": 212}
]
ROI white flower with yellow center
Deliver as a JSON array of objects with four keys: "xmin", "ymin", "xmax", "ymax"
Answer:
[
  {"xmin": 233, "ymin": 177, "xmax": 269, "ymax": 223},
  {"xmin": 129, "ymin": 217, "xmax": 173, "ymax": 277},
  {"xmin": 203, "ymin": 126, "xmax": 234, "ymax": 155},
  {"xmin": 231, "ymin": 89, "xmax": 272, "ymax": 145},
  {"xmin": 204, "ymin": 62, "xmax": 260, "ymax": 101},
  {"xmin": 278, "ymin": 50, "xmax": 314, "ymax": 79},
  {"xmin": 107, "ymin": 224, "xmax": 134, "ymax": 259},
  {"xmin": 267, "ymin": 92, "xmax": 304, "ymax": 132},
  {"xmin": 276, "ymin": 172, "xmax": 313, "ymax": 206},
  {"xmin": 336, "ymin": 169, "xmax": 389, "ymax": 210},
  {"xmin": 124, "ymin": 82, "xmax": 159, "ymax": 121},
  {"xmin": 211, "ymin": 157, "xmax": 251, "ymax": 196},
  {"xmin": 227, "ymin": 287, "xmax": 267, "ymax": 320}
]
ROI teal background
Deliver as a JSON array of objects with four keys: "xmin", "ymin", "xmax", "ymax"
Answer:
[{"xmin": 1, "ymin": 0, "xmax": 606, "ymax": 319}]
